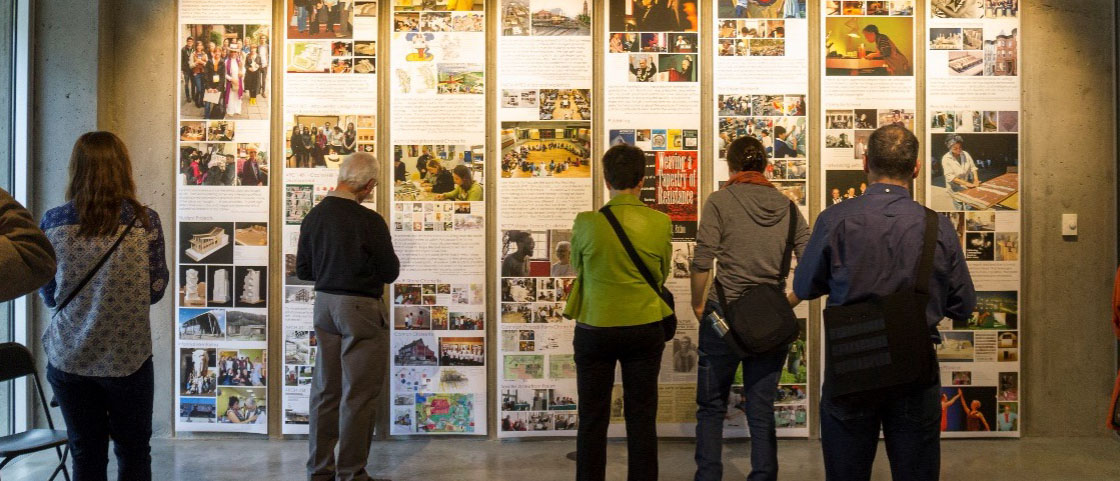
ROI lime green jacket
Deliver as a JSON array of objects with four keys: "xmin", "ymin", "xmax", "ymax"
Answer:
[
  {"xmin": 444, "ymin": 182, "xmax": 483, "ymax": 201},
  {"xmin": 563, "ymin": 194, "xmax": 674, "ymax": 327}
]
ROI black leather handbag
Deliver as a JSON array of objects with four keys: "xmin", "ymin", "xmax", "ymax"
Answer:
[
  {"xmin": 713, "ymin": 200, "xmax": 799, "ymax": 357},
  {"xmin": 823, "ymin": 209, "xmax": 940, "ymax": 399},
  {"xmin": 600, "ymin": 205, "xmax": 677, "ymax": 342}
]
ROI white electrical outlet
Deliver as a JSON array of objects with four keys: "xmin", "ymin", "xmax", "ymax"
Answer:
[{"xmin": 1062, "ymin": 214, "xmax": 1078, "ymax": 236}]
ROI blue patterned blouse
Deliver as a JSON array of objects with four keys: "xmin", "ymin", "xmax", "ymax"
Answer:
[{"xmin": 39, "ymin": 202, "xmax": 168, "ymax": 377}]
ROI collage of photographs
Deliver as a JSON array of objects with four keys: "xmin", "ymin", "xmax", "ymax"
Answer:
[
  {"xmin": 500, "ymin": 0, "xmax": 591, "ymax": 37},
  {"xmin": 609, "ymin": 32, "xmax": 698, "ymax": 82},
  {"xmin": 824, "ymin": 4, "xmax": 914, "ymax": 76},
  {"xmin": 715, "ymin": 0, "xmax": 805, "ymax": 58},
  {"xmin": 389, "ymin": 277, "xmax": 486, "ymax": 434},
  {"xmin": 926, "ymin": 3, "xmax": 1022, "ymax": 436},
  {"xmin": 930, "ymin": 26, "xmax": 1017, "ymax": 77},
  {"xmin": 500, "ymin": 387, "xmax": 579, "ymax": 432},
  {"xmin": 937, "ymin": 382, "xmax": 1018, "ymax": 432},
  {"xmin": 286, "ymin": 0, "xmax": 376, "ymax": 74},
  {"xmin": 717, "ymin": 95, "xmax": 807, "ymax": 175},
  {"xmin": 608, "ymin": 0, "xmax": 698, "ymax": 82},
  {"xmin": 393, "ymin": 392, "xmax": 477, "ymax": 434},
  {"xmin": 823, "ymin": 107, "xmax": 915, "ymax": 207},
  {"xmin": 179, "ymin": 126, "xmax": 269, "ymax": 187},
  {"xmin": 930, "ymin": 0, "xmax": 1018, "ymax": 19},
  {"xmin": 391, "ymin": 1, "xmax": 484, "ymax": 95},
  {"xmin": 501, "ymin": 89, "xmax": 591, "ymax": 121},
  {"xmin": 717, "ymin": 19, "xmax": 787, "ymax": 57},
  {"xmin": 177, "ymin": 11, "xmax": 273, "ymax": 434}
]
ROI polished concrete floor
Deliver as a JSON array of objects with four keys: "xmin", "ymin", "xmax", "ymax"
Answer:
[{"xmin": 4, "ymin": 436, "xmax": 1120, "ymax": 480}]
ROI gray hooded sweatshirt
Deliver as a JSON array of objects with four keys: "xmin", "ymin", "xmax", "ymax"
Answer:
[{"xmin": 691, "ymin": 182, "xmax": 810, "ymax": 304}]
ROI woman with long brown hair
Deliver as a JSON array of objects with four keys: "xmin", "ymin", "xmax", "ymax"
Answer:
[{"xmin": 39, "ymin": 131, "xmax": 167, "ymax": 481}]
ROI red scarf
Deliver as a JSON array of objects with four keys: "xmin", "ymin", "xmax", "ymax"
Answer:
[{"xmin": 724, "ymin": 170, "xmax": 773, "ymax": 189}]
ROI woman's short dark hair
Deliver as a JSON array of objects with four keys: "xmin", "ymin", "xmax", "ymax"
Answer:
[
  {"xmin": 863, "ymin": 24, "xmax": 879, "ymax": 35},
  {"xmin": 725, "ymin": 136, "xmax": 768, "ymax": 173},
  {"xmin": 602, "ymin": 144, "xmax": 646, "ymax": 190}
]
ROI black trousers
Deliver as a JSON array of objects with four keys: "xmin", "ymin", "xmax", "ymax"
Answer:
[
  {"xmin": 574, "ymin": 322, "xmax": 665, "ymax": 481},
  {"xmin": 47, "ymin": 357, "xmax": 154, "ymax": 481}
]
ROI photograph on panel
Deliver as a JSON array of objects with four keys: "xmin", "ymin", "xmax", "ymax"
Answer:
[
  {"xmin": 824, "ymin": 16, "xmax": 913, "ymax": 76},
  {"xmin": 180, "ymin": 24, "xmax": 271, "ymax": 119},
  {"xmin": 501, "ymin": 0, "xmax": 591, "ymax": 36},
  {"xmin": 501, "ymin": 122, "xmax": 591, "ymax": 178}
]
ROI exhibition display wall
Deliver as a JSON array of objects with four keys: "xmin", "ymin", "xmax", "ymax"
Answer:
[
  {"xmin": 176, "ymin": 0, "xmax": 273, "ymax": 433},
  {"xmin": 173, "ymin": 0, "xmax": 1022, "ymax": 438},
  {"xmin": 926, "ymin": 0, "xmax": 1021, "ymax": 437},
  {"xmin": 495, "ymin": 0, "xmax": 592, "ymax": 437},
  {"xmin": 280, "ymin": 0, "xmax": 380, "ymax": 435}
]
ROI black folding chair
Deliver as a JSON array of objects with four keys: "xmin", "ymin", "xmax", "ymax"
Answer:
[{"xmin": 0, "ymin": 342, "xmax": 70, "ymax": 481}]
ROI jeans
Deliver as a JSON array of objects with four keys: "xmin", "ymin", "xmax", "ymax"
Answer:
[
  {"xmin": 298, "ymin": 6, "xmax": 308, "ymax": 32},
  {"xmin": 695, "ymin": 301, "xmax": 787, "ymax": 481},
  {"xmin": 574, "ymin": 321, "xmax": 664, "ymax": 481},
  {"xmin": 735, "ymin": 5, "xmax": 746, "ymax": 16},
  {"xmin": 820, "ymin": 379, "xmax": 942, "ymax": 481},
  {"xmin": 47, "ymin": 357, "xmax": 154, "ymax": 481},
  {"xmin": 191, "ymin": 73, "xmax": 204, "ymax": 107}
]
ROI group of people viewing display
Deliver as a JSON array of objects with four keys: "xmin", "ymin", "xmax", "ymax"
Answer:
[{"xmin": 3, "ymin": 124, "xmax": 977, "ymax": 480}]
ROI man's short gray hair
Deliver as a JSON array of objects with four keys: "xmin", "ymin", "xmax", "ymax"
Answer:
[{"xmin": 338, "ymin": 152, "xmax": 379, "ymax": 188}]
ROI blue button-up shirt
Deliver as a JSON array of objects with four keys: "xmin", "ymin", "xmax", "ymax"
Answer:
[{"xmin": 793, "ymin": 183, "xmax": 976, "ymax": 340}]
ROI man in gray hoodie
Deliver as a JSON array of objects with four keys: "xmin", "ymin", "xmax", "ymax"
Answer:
[
  {"xmin": 690, "ymin": 136, "xmax": 810, "ymax": 481},
  {"xmin": 0, "ymin": 187, "xmax": 56, "ymax": 302}
]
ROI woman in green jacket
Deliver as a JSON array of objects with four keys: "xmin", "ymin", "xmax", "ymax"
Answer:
[
  {"xmin": 564, "ymin": 144, "xmax": 673, "ymax": 481},
  {"xmin": 436, "ymin": 164, "xmax": 483, "ymax": 201}
]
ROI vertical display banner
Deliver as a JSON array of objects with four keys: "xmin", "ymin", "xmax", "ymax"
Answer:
[
  {"xmin": 175, "ymin": 0, "xmax": 273, "ymax": 433},
  {"xmin": 604, "ymin": 0, "xmax": 701, "ymax": 436},
  {"xmin": 496, "ymin": 0, "xmax": 593, "ymax": 437},
  {"xmin": 387, "ymin": 0, "xmax": 488, "ymax": 436},
  {"xmin": 926, "ymin": 0, "xmax": 1020, "ymax": 437},
  {"xmin": 821, "ymin": 0, "xmax": 916, "ymax": 213},
  {"xmin": 712, "ymin": 0, "xmax": 810, "ymax": 437},
  {"xmin": 280, "ymin": 0, "xmax": 379, "ymax": 434}
]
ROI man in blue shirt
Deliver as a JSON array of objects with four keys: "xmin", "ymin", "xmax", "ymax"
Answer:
[{"xmin": 793, "ymin": 125, "xmax": 975, "ymax": 480}]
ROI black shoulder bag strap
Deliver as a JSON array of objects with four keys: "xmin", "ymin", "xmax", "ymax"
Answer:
[
  {"xmin": 52, "ymin": 216, "xmax": 139, "ymax": 318},
  {"xmin": 915, "ymin": 208, "xmax": 940, "ymax": 295},
  {"xmin": 599, "ymin": 205, "xmax": 666, "ymax": 304}
]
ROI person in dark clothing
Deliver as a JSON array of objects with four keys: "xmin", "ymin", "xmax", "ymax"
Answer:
[
  {"xmin": 300, "ymin": 126, "xmax": 314, "ymax": 168},
  {"xmin": 181, "ymin": 37, "xmax": 195, "ymax": 103},
  {"xmin": 297, "ymin": 152, "xmax": 398, "ymax": 481},
  {"xmin": 238, "ymin": 147, "xmax": 266, "ymax": 186},
  {"xmin": 424, "ymin": 159, "xmax": 455, "ymax": 194},
  {"xmin": 203, "ymin": 49, "xmax": 227, "ymax": 119},
  {"xmin": 394, "ymin": 154, "xmax": 408, "ymax": 183},
  {"xmin": 794, "ymin": 125, "xmax": 975, "ymax": 481},
  {"xmin": 415, "ymin": 152, "xmax": 431, "ymax": 181},
  {"xmin": 290, "ymin": 126, "xmax": 305, "ymax": 168}
]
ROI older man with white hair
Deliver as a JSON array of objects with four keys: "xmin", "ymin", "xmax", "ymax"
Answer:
[{"xmin": 297, "ymin": 152, "xmax": 399, "ymax": 481}]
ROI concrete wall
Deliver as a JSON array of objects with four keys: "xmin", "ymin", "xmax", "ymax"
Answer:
[
  {"xmin": 30, "ymin": 0, "xmax": 178, "ymax": 437},
  {"xmin": 1019, "ymin": 0, "xmax": 1118, "ymax": 436},
  {"xmin": 25, "ymin": 0, "xmax": 1118, "ymax": 439}
]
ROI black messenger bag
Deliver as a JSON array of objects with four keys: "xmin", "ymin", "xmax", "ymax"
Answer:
[
  {"xmin": 823, "ymin": 208, "xmax": 940, "ymax": 399},
  {"xmin": 713, "ymin": 200, "xmax": 800, "ymax": 357}
]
